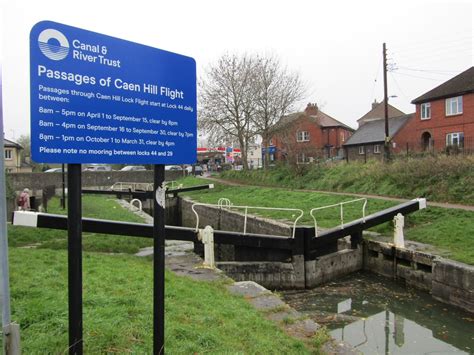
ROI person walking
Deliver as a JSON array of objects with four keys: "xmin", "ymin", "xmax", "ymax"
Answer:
[{"xmin": 18, "ymin": 188, "xmax": 30, "ymax": 211}]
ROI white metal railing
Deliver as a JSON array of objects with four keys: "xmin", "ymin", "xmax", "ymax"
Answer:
[
  {"xmin": 191, "ymin": 200, "xmax": 304, "ymax": 238},
  {"xmin": 110, "ymin": 182, "xmax": 154, "ymax": 192},
  {"xmin": 217, "ymin": 198, "xmax": 232, "ymax": 208},
  {"xmin": 129, "ymin": 198, "xmax": 143, "ymax": 211},
  {"xmin": 310, "ymin": 198, "xmax": 367, "ymax": 237}
]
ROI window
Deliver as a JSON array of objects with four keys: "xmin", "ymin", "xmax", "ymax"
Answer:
[
  {"xmin": 296, "ymin": 131, "xmax": 310, "ymax": 142},
  {"xmin": 445, "ymin": 96, "xmax": 463, "ymax": 116},
  {"xmin": 358, "ymin": 146, "xmax": 365, "ymax": 155},
  {"xmin": 269, "ymin": 139, "xmax": 274, "ymax": 146},
  {"xmin": 373, "ymin": 145, "xmax": 381, "ymax": 154},
  {"xmin": 421, "ymin": 103, "xmax": 431, "ymax": 120},
  {"xmin": 340, "ymin": 132, "xmax": 345, "ymax": 142},
  {"xmin": 4, "ymin": 149, "xmax": 12, "ymax": 160},
  {"xmin": 446, "ymin": 132, "xmax": 464, "ymax": 147},
  {"xmin": 297, "ymin": 153, "xmax": 310, "ymax": 164}
]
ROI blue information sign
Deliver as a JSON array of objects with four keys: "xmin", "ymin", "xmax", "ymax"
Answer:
[{"xmin": 30, "ymin": 21, "xmax": 196, "ymax": 164}]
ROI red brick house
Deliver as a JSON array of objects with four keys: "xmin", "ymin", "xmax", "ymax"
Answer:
[
  {"xmin": 401, "ymin": 66, "xmax": 474, "ymax": 152},
  {"xmin": 267, "ymin": 103, "xmax": 354, "ymax": 164}
]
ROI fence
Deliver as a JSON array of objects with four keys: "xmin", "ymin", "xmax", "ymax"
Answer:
[{"xmin": 398, "ymin": 137, "xmax": 474, "ymax": 157}]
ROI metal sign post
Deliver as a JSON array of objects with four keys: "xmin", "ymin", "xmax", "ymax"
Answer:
[
  {"xmin": 29, "ymin": 21, "xmax": 196, "ymax": 353},
  {"xmin": 67, "ymin": 164, "xmax": 82, "ymax": 353},
  {"xmin": 153, "ymin": 164, "xmax": 165, "ymax": 354}
]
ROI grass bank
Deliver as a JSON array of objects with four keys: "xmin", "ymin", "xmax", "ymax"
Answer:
[
  {"xmin": 6, "ymin": 195, "xmax": 312, "ymax": 353},
  {"xmin": 8, "ymin": 248, "xmax": 309, "ymax": 353},
  {"xmin": 220, "ymin": 155, "xmax": 474, "ymax": 205},
  {"xmin": 182, "ymin": 177, "xmax": 474, "ymax": 264}
]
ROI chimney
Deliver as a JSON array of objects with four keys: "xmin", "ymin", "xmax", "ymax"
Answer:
[
  {"xmin": 372, "ymin": 99, "xmax": 379, "ymax": 110},
  {"xmin": 305, "ymin": 102, "xmax": 318, "ymax": 116}
]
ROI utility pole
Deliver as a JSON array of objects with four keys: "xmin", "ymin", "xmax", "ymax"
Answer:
[{"xmin": 383, "ymin": 42, "xmax": 391, "ymax": 162}]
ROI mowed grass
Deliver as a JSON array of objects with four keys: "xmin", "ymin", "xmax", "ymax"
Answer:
[
  {"xmin": 181, "ymin": 177, "xmax": 474, "ymax": 264},
  {"xmin": 7, "ymin": 248, "xmax": 308, "ymax": 353},
  {"xmin": 8, "ymin": 195, "xmax": 153, "ymax": 254}
]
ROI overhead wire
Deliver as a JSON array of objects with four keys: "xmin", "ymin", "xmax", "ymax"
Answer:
[
  {"xmin": 389, "ymin": 72, "xmax": 411, "ymax": 102},
  {"xmin": 390, "ymin": 71, "xmax": 446, "ymax": 82}
]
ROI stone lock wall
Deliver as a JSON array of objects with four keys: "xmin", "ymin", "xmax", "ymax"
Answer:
[{"xmin": 432, "ymin": 259, "xmax": 473, "ymax": 313}]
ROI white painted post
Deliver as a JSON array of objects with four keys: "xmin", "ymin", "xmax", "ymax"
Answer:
[
  {"xmin": 393, "ymin": 213, "xmax": 405, "ymax": 248},
  {"xmin": 199, "ymin": 226, "xmax": 215, "ymax": 269}
]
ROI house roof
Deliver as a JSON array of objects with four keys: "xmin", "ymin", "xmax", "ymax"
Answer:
[
  {"xmin": 3, "ymin": 138, "xmax": 23, "ymax": 149},
  {"xmin": 343, "ymin": 113, "xmax": 414, "ymax": 146},
  {"xmin": 357, "ymin": 100, "xmax": 405, "ymax": 124},
  {"xmin": 412, "ymin": 67, "xmax": 474, "ymax": 104},
  {"xmin": 271, "ymin": 109, "xmax": 354, "ymax": 133}
]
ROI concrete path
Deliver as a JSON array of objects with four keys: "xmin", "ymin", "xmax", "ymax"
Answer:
[{"xmin": 201, "ymin": 176, "xmax": 474, "ymax": 212}]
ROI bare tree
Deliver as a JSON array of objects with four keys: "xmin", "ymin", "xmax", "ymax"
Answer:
[
  {"xmin": 199, "ymin": 54, "xmax": 257, "ymax": 170},
  {"xmin": 252, "ymin": 55, "xmax": 306, "ymax": 168}
]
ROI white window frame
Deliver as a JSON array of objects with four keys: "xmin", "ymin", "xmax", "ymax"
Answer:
[
  {"xmin": 4, "ymin": 149, "xmax": 12, "ymax": 160},
  {"xmin": 445, "ymin": 96, "xmax": 463, "ymax": 116},
  {"xmin": 296, "ymin": 131, "xmax": 310, "ymax": 142},
  {"xmin": 421, "ymin": 102, "xmax": 431, "ymax": 120},
  {"xmin": 296, "ymin": 153, "xmax": 310, "ymax": 164},
  {"xmin": 358, "ymin": 146, "xmax": 365, "ymax": 155},
  {"xmin": 446, "ymin": 132, "xmax": 464, "ymax": 147},
  {"xmin": 373, "ymin": 145, "xmax": 381, "ymax": 154}
]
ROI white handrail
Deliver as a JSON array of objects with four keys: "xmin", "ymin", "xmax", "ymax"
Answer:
[
  {"xmin": 191, "ymin": 201, "xmax": 304, "ymax": 238},
  {"xmin": 217, "ymin": 198, "xmax": 232, "ymax": 208},
  {"xmin": 110, "ymin": 182, "xmax": 154, "ymax": 192},
  {"xmin": 310, "ymin": 198, "xmax": 367, "ymax": 237}
]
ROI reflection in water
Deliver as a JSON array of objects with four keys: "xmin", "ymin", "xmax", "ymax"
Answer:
[{"xmin": 282, "ymin": 271, "xmax": 473, "ymax": 354}]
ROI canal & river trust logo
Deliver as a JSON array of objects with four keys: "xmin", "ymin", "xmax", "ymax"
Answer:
[{"xmin": 38, "ymin": 29, "xmax": 70, "ymax": 61}]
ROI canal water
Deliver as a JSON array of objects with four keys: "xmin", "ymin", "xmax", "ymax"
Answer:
[{"xmin": 282, "ymin": 271, "xmax": 473, "ymax": 354}]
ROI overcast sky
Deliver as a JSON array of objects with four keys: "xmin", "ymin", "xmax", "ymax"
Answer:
[{"xmin": 1, "ymin": 0, "xmax": 472, "ymax": 140}]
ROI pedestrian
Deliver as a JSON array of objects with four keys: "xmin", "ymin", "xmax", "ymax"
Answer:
[{"xmin": 18, "ymin": 188, "xmax": 30, "ymax": 211}]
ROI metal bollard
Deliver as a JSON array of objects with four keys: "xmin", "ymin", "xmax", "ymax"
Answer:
[
  {"xmin": 198, "ymin": 226, "xmax": 215, "ymax": 269},
  {"xmin": 393, "ymin": 213, "xmax": 405, "ymax": 248}
]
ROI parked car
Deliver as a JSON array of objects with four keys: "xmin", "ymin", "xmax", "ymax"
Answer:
[
  {"xmin": 165, "ymin": 165, "xmax": 183, "ymax": 171},
  {"xmin": 120, "ymin": 165, "xmax": 146, "ymax": 171},
  {"xmin": 83, "ymin": 165, "xmax": 112, "ymax": 172},
  {"xmin": 185, "ymin": 165, "xmax": 203, "ymax": 176},
  {"xmin": 44, "ymin": 168, "xmax": 65, "ymax": 173}
]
